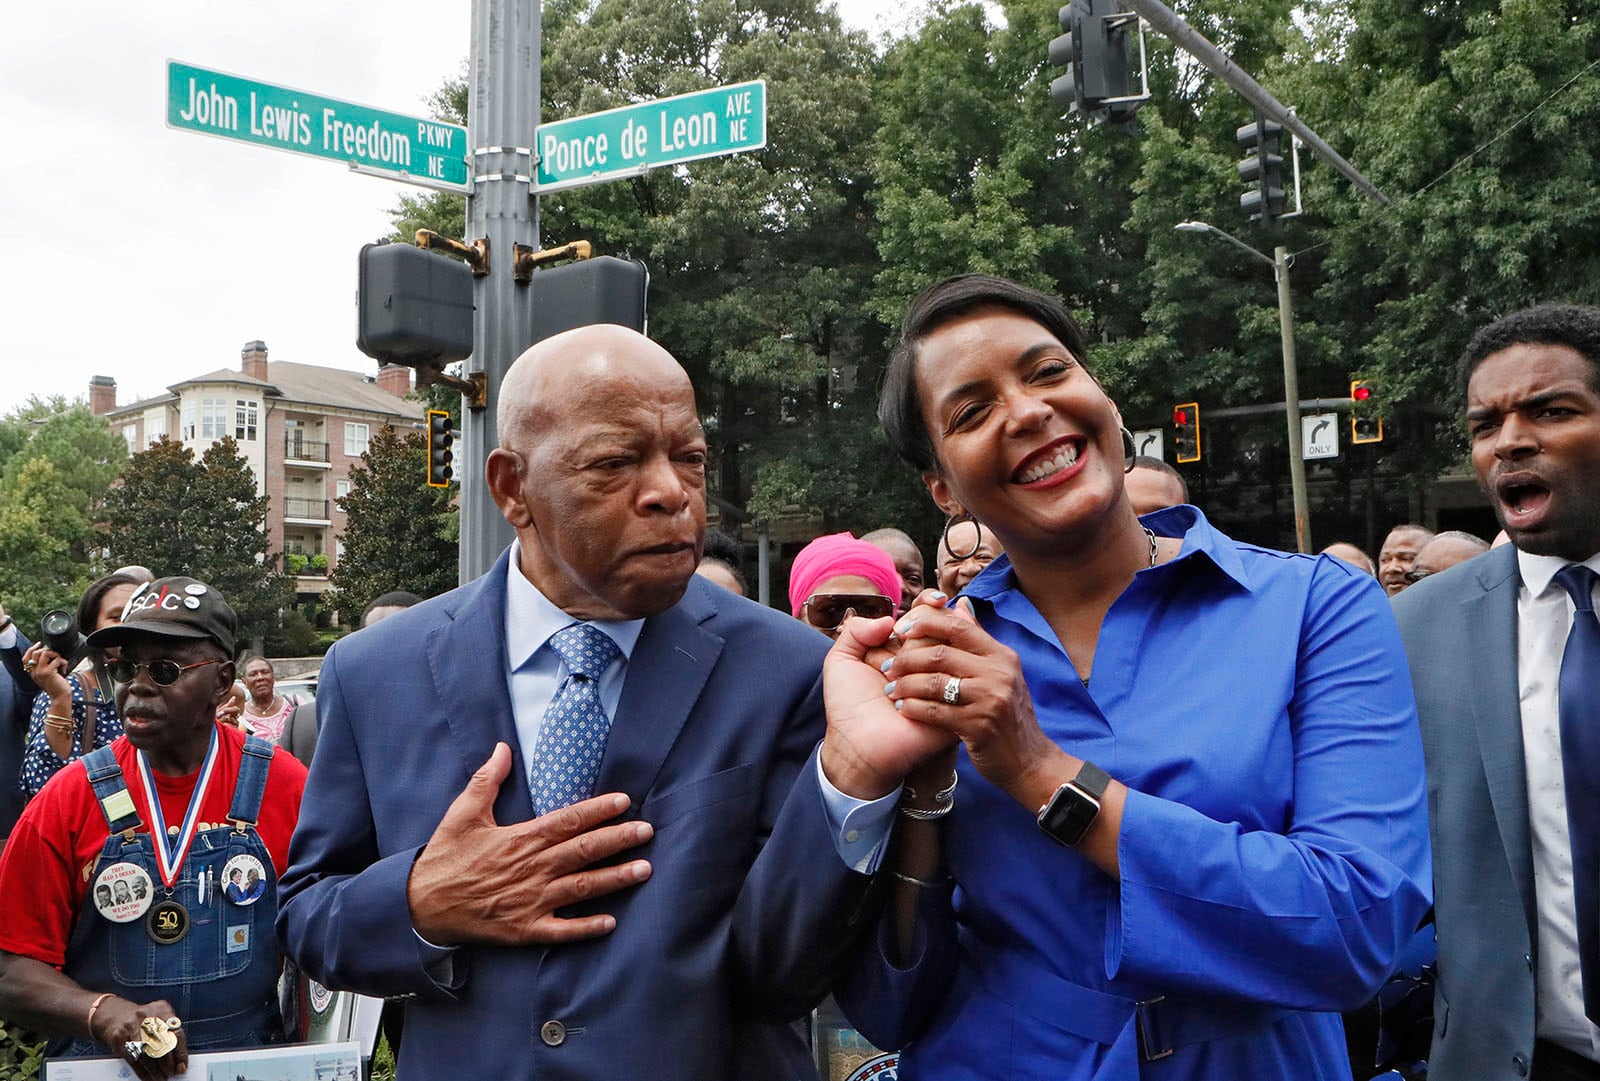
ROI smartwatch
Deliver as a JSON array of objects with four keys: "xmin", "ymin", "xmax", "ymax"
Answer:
[{"xmin": 1036, "ymin": 761, "xmax": 1111, "ymax": 847}]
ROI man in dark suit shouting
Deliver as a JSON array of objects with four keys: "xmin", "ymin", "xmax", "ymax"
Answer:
[
  {"xmin": 277, "ymin": 325, "xmax": 879, "ymax": 1080},
  {"xmin": 1395, "ymin": 304, "xmax": 1600, "ymax": 1081}
]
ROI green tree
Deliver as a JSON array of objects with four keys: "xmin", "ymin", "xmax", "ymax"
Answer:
[
  {"xmin": 329, "ymin": 426, "xmax": 457, "ymax": 620},
  {"xmin": 0, "ymin": 402, "xmax": 126, "ymax": 630},
  {"xmin": 104, "ymin": 437, "xmax": 292, "ymax": 647}
]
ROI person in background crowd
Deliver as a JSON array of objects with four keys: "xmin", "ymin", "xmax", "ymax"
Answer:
[
  {"xmin": 280, "ymin": 593, "xmax": 421, "ymax": 768},
  {"xmin": 934, "ymin": 516, "xmax": 1003, "ymax": 596},
  {"xmin": 1124, "ymin": 454, "xmax": 1189, "ymax": 516},
  {"xmin": 0, "ymin": 600, "xmax": 31, "ymax": 844},
  {"xmin": 1395, "ymin": 303, "xmax": 1600, "ymax": 1080},
  {"xmin": 1322, "ymin": 542, "xmax": 1377, "ymax": 576},
  {"xmin": 0, "ymin": 577, "xmax": 306, "ymax": 1075},
  {"xmin": 1379, "ymin": 524, "xmax": 1436, "ymax": 597},
  {"xmin": 278, "ymin": 325, "xmax": 881, "ymax": 1081},
  {"xmin": 829, "ymin": 273, "xmax": 1430, "ymax": 1079},
  {"xmin": 863, "ymin": 528, "xmax": 925, "ymax": 617},
  {"xmin": 790, "ymin": 533, "xmax": 901, "ymax": 640},
  {"xmin": 1407, "ymin": 530, "xmax": 1490, "ymax": 586},
  {"xmin": 237, "ymin": 655, "xmax": 298, "ymax": 746},
  {"xmin": 695, "ymin": 529, "xmax": 748, "ymax": 597},
  {"xmin": 18, "ymin": 573, "xmax": 144, "ymax": 798}
]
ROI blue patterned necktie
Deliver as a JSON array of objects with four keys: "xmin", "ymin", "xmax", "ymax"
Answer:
[
  {"xmin": 1554, "ymin": 564, "xmax": 1600, "ymax": 1024},
  {"xmin": 529, "ymin": 623, "xmax": 621, "ymax": 817}
]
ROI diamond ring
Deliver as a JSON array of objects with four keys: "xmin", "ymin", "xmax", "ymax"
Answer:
[
  {"xmin": 942, "ymin": 676, "xmax": 962, "ymax": 705},
  {"xmin": 124, "ymin": 1040, "xmax": 144, "ymax": 1059}
]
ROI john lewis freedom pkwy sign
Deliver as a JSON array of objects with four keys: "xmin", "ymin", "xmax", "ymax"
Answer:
[{"xmin": 166, "ymin": 61, "xmax": 470, "ymax": 192}]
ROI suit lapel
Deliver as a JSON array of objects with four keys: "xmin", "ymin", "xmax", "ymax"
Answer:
[
  {"xmin": 424, "ymin": 548, "xmax": 532, "ymax": 823},
  {"xmin": 599, "ymin": 582, "xmax": 724, "ymax": 806},
  {"xmin": 1463, "ymin": 545, "xmax": 1537, "ymax": 934}
]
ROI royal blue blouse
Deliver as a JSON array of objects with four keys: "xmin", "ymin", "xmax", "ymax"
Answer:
[{"xmin": 839, "ymin": 506, "xmax": 1432, "ymax": 1080}]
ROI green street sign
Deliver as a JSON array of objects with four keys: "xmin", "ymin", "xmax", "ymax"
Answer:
[
  {"xmin": 535, "ymin": 81, "xmax": 767, "ymax": 194},
  {"xmin": 167, "ymin": 60, "xmax": 469, "ymax": 192}
]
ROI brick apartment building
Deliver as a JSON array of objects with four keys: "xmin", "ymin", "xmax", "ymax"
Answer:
[{"xmin": 91, "ymin": 341, "xmax": 425, "ymax": 607}]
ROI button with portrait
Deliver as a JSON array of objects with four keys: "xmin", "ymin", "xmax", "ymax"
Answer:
[
  {"xmin": 221, "ymin": 853, "xmax": 267, "ymax": 906},
  {"xmin": 92, "ymin": 862, "xmax": 154, "ymax": 922}
]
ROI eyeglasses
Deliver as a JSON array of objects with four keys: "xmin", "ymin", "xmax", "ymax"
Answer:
[
  {"xmin": 802, "ymin": 593, "xmax": 895, "ymax": 631},
  {"xmin": 108, "ymin": 658, "xmax": 222, "ymax": 687},
  {"xmin": 1403, "ymin": 568, "xmax": 1433, "ymax": 584}
]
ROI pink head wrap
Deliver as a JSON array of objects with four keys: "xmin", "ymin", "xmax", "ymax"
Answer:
[{"xmin": 788, "ymin": 532, "xmax": 903, "ymax": 617}]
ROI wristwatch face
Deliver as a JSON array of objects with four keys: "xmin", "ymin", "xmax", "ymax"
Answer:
[{"xmin": 1037, "ymin": 782, "xmax": 1100, "ymax": 847}]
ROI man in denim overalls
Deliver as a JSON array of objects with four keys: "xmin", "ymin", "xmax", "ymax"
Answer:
[{"xmin": 0, "ymin": 577, "xmax": 307, "ymax": 1079}]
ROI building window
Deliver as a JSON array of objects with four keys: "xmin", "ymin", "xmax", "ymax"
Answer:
[
  {"xmin": 344, "ymin": 422, "xmax": 370, "ymax": 457},
  {"xmin": 181, "ymin": 402, "xmax": 196, "ymax": 440},
  {"xmin": 146, "ymin": 414, "xmax": 165, "ymax": 444},
  {"xmin": 122, "ymin": 425, "xmax": 137, "ymax": 451},
  {"xmin": 200, "ymin": 398, "xmax": 228, "ymax": 440},
  {"xmin": 335, "ymin": 479, "xmax": 351, "ymax": 501},
  {"xmin": 235, "ymin": 399, "xmax": 258, "ymax": 441}
]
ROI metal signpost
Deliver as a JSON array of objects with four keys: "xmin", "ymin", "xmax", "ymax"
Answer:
[
  {"xmin": 534, "ymin": 82, "xmax": 767, "ymax": 193},
  {"xmin": 166, "ymin": 60, "xmax": 470, "ymax": 192}
]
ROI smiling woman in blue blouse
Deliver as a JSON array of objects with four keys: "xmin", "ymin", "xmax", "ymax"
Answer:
[{"xmin": 832, "ymin": 274, "xmax": 1432, "ymax": 1080}]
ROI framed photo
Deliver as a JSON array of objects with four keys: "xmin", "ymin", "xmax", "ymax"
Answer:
[{"xmin": 43, "ymin": 1039, "xmax": 361, "ymax": 1081}]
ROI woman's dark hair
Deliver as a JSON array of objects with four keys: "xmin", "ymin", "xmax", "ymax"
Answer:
[
  {"xmin": 1459, "ymin": 303, "xmax": 1600, "ymax": 395},
  {"xmin": 878, "ymin": 274, "xmax": 1092, "ymax": 472},
  {"xmin": 78, "ymin": 572, "xmax": 144, "ymax": 634}
]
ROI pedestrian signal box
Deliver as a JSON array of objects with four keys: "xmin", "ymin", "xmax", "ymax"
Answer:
[
  {"xmin": 357, "ymin": 242, "xmax": 475, "ymax": 369},
  {"xmin": 528, "ymin": 256, "xmax": 649, "ymax": 346}
]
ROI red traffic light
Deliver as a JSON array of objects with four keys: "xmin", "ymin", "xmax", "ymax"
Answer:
[
  {"xmin": 1173, "ymin": 408, "xmax": 1189, "ymax": 425},
  {"xmin": 1352, "ymin": 385, "xmax": 1371, "ymax": 401}
]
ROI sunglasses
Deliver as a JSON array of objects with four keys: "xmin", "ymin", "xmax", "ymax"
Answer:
[
  {"xmin": 802, "ymin": 593, "xmax": 895, "ymax": 630},
  {"xmin": 108, "ymin": 658, "xmax": 223, "ymax": 687}
]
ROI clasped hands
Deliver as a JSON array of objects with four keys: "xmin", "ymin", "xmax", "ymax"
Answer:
[{"xmin": 818, "ymin": 591, "xmax": 1062, "ymax": 807}]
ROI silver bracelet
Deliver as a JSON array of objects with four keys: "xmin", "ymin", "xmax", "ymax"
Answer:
[
  {"xmin": 899, "ymin": 800, "xmax": 954, "ymax": 821},
  {"xmin": 892, "ymin": 870, "xmax": 952, "ymax": 889}
]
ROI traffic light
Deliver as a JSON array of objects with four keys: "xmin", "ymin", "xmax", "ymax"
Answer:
[
  {"xmin": 1236, "ymin": 110, "xmax": 1287, "ymax": 222},
  {"xmin": 426, "ymin": 409, "xmax": 454, "ymax": 488},
  {"xmin": 1172, "ymin": 402, "xmax": 1202, "ymax": 463},
  {"xmin": 528, "ymin": 256, "xmax": 650, "ymax": 346},
  {"xmin": 1046, "ymin": 0, "xmax": 1144, "ymax": 125},
  {"xmin": 1350, "ymin": 379, "xmax": 1384, "ymax": 444},
  {"xmin": 357, "ymin": 242, "xmax": 475, "ymax": 369}
]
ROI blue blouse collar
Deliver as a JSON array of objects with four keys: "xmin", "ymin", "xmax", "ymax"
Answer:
[{"xmin": 961, "ymin": 504, "xmax": 1256, "ymax": 604}]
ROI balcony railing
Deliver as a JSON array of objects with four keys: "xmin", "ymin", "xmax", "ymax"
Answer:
[
  {"xmin": 283, "ymin": 498, "xmax": 330, "ymax": 520},
  {"xmin": 284, "ymin": 436, "xmax": 330, "ymax": 462}
]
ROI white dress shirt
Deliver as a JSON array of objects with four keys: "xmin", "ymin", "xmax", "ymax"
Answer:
[{"xmin": 1516, "ymin": 548, "xmax": 1600, "ymax": 1057}]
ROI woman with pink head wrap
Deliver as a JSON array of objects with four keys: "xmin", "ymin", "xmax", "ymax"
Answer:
[{"xmin": 787, "ymin": 533, "xmax": 902, "ymax": 638}]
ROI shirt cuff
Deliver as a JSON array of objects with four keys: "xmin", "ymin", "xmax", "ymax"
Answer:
[
  {"xmin": 0, "ymin": 624, "xmax": 16, "ymax": 649},
  {"xmin": 815, "ymin": 753, "xmax": 900, "ymax": 874},
  {"xmin": 413, "ymin": 929, "xmax": 465, "ymax": 990}
]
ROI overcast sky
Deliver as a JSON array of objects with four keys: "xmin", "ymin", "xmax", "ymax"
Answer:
[{"xmin": 0, "ymin": 0, "xmax": 925, "ymax": 416}]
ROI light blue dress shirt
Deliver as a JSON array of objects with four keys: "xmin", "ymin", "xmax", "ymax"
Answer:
[{"xmin": 838, "ymin": 506, "xmax": 1434, "ymax": 1080}]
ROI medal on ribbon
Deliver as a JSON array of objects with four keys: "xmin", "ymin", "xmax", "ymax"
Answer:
[{"xmin": 134, "ymin": 728, "xmax": 219, "ymax": 943}]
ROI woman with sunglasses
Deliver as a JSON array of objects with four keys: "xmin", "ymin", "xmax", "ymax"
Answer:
[
  {"xmin": 789, "ymin": 533, "xmax": 902, "ymax": 639},
  {"xmin": 825, "ymin": 275, "xmax": 1432, "ymax": 1080},
  {"xmin": 18, "ymin": 572, "xmax": 143, "ymax": 798}
]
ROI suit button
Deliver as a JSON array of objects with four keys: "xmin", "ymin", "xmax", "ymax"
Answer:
[
  {"xmin": 1512, "ymin": 1052, "xmax": 1528, "ymax": 1076},
  {"xmin": 540, "ymin": 1020, "xmax": 566, "ymax": 1047}
]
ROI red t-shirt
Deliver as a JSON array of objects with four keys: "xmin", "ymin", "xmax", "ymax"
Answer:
[{"xmin": 0, "ymin": 723, "xmax": 307, "ymax": 967}]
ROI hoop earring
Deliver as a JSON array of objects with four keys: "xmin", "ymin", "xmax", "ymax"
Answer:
[
  {"xmin": 941, "ymin": 510, "xmax": 982, "ymax": 560},
  {"xmin": 1121, "ymin": 426, "xmax": 1137, "ymax": 473}
]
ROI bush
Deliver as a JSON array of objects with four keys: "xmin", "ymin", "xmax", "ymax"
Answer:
[
  {"xmin": 285, "ymin": 553, "xmax": 309, "ymax": 575},
  {"xmin": 0, "ymin": 1017, "xmax": 46, "ymax": 1081}
]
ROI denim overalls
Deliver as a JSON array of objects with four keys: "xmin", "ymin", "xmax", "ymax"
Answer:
[{"xmin": 52, "ymin": 735, "xmax": 284, "ymax": 1056}]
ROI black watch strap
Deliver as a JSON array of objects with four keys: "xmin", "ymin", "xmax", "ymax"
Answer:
[{"xmin": 1036, "ymin": 761, "xmax": 1111, "ymax": 848}]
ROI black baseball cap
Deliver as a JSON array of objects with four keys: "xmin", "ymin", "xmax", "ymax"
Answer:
[{"xmin": 87, "ymin": 577, "xmax": 237, "ymax": 657}]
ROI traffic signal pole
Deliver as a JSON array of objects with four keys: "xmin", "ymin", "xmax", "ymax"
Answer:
[
  {"xmin": 458, "ymin": 0, "xmax": 541, "ymax": 584},
  {"xmin": 1274, "ymin": 244, "xmax": 1312, "ymax": 554}
]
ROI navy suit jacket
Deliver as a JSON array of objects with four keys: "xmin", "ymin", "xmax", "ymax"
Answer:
[
  {"xmin": 1394, "ymin": 545, "xmax": 1544, "ymax": 1080},
  {"xmin": 0, "ymin": 629, "xmax": 36, "ymax": 839},
  {"xmin": 277, "ymin": 551, "xmax": 876, "ymax": 1081}
]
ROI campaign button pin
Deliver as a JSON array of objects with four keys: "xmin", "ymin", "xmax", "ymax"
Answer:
[
  {"xmin": 222, "ymin": 853, "xmax": 267, "ymax": 905},
  {"xmin": 93, "ymin": 862, "xmax": 154, "ymax": 923},
  {"xmin": 184, "ymin": 583, "xmax": 208, "ymax": 596}
]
